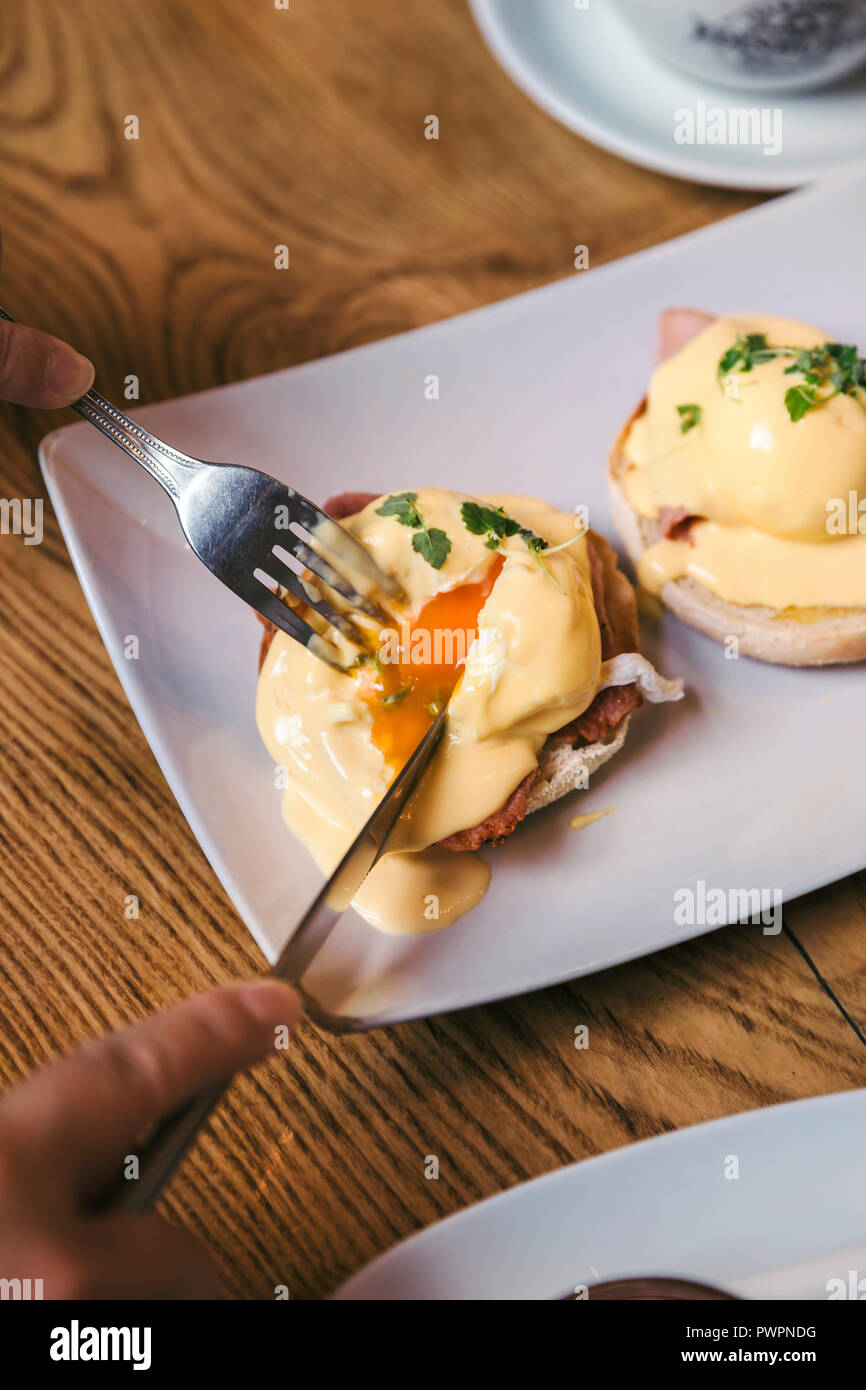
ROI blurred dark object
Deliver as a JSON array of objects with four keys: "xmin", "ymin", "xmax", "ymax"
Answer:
[{"xmin": 564, "ymin": 1276, "xmax": 739, "ymax": 1300}]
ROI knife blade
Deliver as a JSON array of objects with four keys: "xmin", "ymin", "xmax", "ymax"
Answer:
[{"xmin": 271, "ymin": 704, "xmax": 447, "ymax": 982}]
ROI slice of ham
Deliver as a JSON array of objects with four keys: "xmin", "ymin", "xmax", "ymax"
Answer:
[
  {"xmin": 323, "ymin": 491, "xmax": 380, "ymax": 520},
  {"xmin": 657, "ymin": 307, "xmax": 715, "ymax": 363},
  {"xmin": 658, "ymin": 505, "xmax": 699, "ymax": 544},
  {"xmin": 650, "ymin": 308, "xmax": 716, "ymax": 545},
  {"xmin": 258, "ymin": 493, "xmax": 641, "ymax": 850}
]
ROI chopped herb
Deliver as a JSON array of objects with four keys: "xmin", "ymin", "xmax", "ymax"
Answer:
[
  {"xmin": 412, "ymin": 527, "xmax": 451, "ymax": 570},
  {"xmin": 784, "ymin": 383, "xmax": 817, "ymax": 422},
  {"xmin": 375, "ymin": 491, "xmax": 424, "ymax": 528},
  {"xmin": 717, "ymin": 332, "xmax": 790, "ymax": 381},
  {"xmin": 426, "ymin": 696, "xmax": 446, "ymax": 716},
  {"xmin": 348, "ymin": 650, "xmax": 382, "ymax": 674},
  {"xmin": 781, "ymin": 342, "xmax": 866, "ymax": 421},
  {"xmin": 676, "ymin": 402, "xmax": 702, "ymax": 434},
  {"xmin": 527, "ymin": 539, "xmax": 565, "ymax": 594},
  {"xmin": 461, "ymin": 501, "xmax": 524, "ymax": 547},
  {"xmin": 460, "ymin": 501, "xmax": 546, "ymax": 554},
  {"xmin": 375, "ymin": 492, "xmax": 452, "ymax": 570},
  {"xmin": 460, "ymin": 500, "xmax": 580, "ymax": 594},
  {"xmin": 382, "ymin": 684, "xmax": 411, "ymax": 706},
  {"xmin": 717, "ymin": 333, "xmax": 866, "ymax": 423}
]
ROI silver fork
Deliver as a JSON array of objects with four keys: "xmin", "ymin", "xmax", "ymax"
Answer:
[{"xmin": 0, "ymin": 305, "xmax": 401, "ymax": 665}]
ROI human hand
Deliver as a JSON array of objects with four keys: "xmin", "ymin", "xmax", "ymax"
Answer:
[
  {"xmin": 0, "ymin": 237, "xmax": 95, "ymax": 407},
  {"xmin": 0, "ymin": 979, "xmax": 301, "ymax": 1298}
]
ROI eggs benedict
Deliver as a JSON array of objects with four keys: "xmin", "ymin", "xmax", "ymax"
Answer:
[
  {"xmin": 610, "ymin": 310, "xmax": 866, "ymax": 664},
  {"xmin": 257, "ymin": 488, "xmax": 682, "ymax": 934}
]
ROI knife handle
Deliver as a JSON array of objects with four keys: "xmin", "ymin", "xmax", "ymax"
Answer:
[{"xmin": 93, "ymin": 1079, "xmax": 228, "ymax": 1213}]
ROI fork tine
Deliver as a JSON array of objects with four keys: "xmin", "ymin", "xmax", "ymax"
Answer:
[
  {"xmin": 252, "ymin": 582, "xmax": 347, "ymax": 672},
  {"xmin": 278, "ymin": 490, "xmax": 406, "ymax": 605},
  {"xmin": 268, "ymin": 547, "xmax": 369, "ymax": 647},
  {"xmin": 310, "ymin": 514, "xmax": 407, "ymax": 603},
  {"xmin": 290, "ymin": 539, "xmax": 393, "ymax": 624}
]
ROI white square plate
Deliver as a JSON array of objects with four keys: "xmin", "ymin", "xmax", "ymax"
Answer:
[{"xmin": 41, "ymin": 169, "xmax": 866, "ymax": 1029}]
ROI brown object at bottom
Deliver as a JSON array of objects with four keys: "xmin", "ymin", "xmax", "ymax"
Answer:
[{"xmin": 565, "ymin": 1277, "xmax": 738, "ymax": 1300}]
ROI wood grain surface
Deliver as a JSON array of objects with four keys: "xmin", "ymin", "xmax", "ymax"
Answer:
[{"xmin": 0, "ymin": 0, "xmax": 864, "ymax": 1300}]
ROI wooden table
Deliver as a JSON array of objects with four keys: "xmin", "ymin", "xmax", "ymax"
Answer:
[{"xmin": 1, "ymin": 0, "xmax": 864, "ymax": 1300}]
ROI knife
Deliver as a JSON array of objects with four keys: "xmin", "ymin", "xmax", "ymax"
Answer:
[{"xmin": 97, "ymin": 707, "xmax": 448, "ymax": 1213}]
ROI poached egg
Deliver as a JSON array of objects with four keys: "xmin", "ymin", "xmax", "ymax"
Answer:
[
  {"xmin": 623, "ymin": 314, "xmax": 866, "ymax": 610},
  {"xmin": 256, "ymin": 489, "xmax": 602, "ymax": 933}
]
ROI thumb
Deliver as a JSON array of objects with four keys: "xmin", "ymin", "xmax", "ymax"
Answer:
[
  {"xmin": 0, "ymin": 318, "xmax": 94, "ymax": 408},
  {"xmin": 0, "ymin": 979, "xmax": 302, "ymax": 1203}
]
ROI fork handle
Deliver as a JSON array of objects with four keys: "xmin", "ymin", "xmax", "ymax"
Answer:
[
  {"xmin": 0, "ymin": 304, "xmax": 200, "ymax": 500},
  {"xmin": 72, "ymin": 389, "xmax": 203, "ymax": 499}
]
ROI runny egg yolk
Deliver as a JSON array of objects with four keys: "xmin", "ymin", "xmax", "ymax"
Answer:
[{"xmin": 356, "ymin": 554, "xmax": 505, "ymax": 773}]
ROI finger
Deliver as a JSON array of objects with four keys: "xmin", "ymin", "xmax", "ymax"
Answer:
[
  {"xmin": 37, "ymin": 1213, "xmax": 223, "ymax": 1300},
  {"xmin": 89, "ymin": 1213, "xmax": 223, "ymax": 1299},
  {"xmin": 0, "ymin": 319, "xmax": 94, "ymax": 407},
  {"xmin": 0, "ymin": 980, "xmax": 301, "ymax": 1201}
]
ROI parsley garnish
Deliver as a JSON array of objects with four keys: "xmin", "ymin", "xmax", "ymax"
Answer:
[
  {"xmin": 782, "ymin": 343, "xmax": 866, "ymax": 422},
  {"xmin": 375, "ymin": 492, "xmax": 451, "ymax": 569},
  {"xmin": 375, "ymin": 491, "xmax": 424, "ymax": 526},
  {"xmin": 460, "ymin": 501, "xmax": 578, "ymax": 594},
  {"xmin": 784, "ymin": 381, "xmax": 817, "ymax": 422},
  {"xmin": 382, "ymin": 684, "xmax": 410, "ymax": 706},
  {"xmin": 461, "ymin": 500, "xmax": 522, "ymax": 549},
  {"xmin": 717, "ymin": 333, "xmax": 866, "ymax": 423},
  {"xmin": 460, "ymin": 501, "xmax": 546, "ymax": 554},
  {"xmin": 412, "ymin": 529, "xmax": 451, "ymax": 569},
  {"xmin": 717, "ymin": 333, "xmax": 789, "ymax": 380},
  {"xmin": 676, "ymin": 403, "xmax": 702, "ymax": 433},
  {"xmin": 348, "ymin": 650, "xmax": 382, "ymax": 674}
]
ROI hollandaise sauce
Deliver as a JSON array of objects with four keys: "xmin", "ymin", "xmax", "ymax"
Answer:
[
  {"xmin": 256, "ymin": 490, "xmax": 601, "ymax": 933},
  {"xmin": 623, "ymin": 314, "xmax": 866, "ymax": 609}
]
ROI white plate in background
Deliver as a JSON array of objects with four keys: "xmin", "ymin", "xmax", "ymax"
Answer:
[
  {"xmin": 335, "ymin": 1089, "xmax": 866, "ymax": 1299},
  {"xmin": 470, "ymin": 0, "xmax": 866, "ymax": 189},
  {"xmin": 40, "ymin": 169, "xmax": 866, "ymax": 1028}
]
